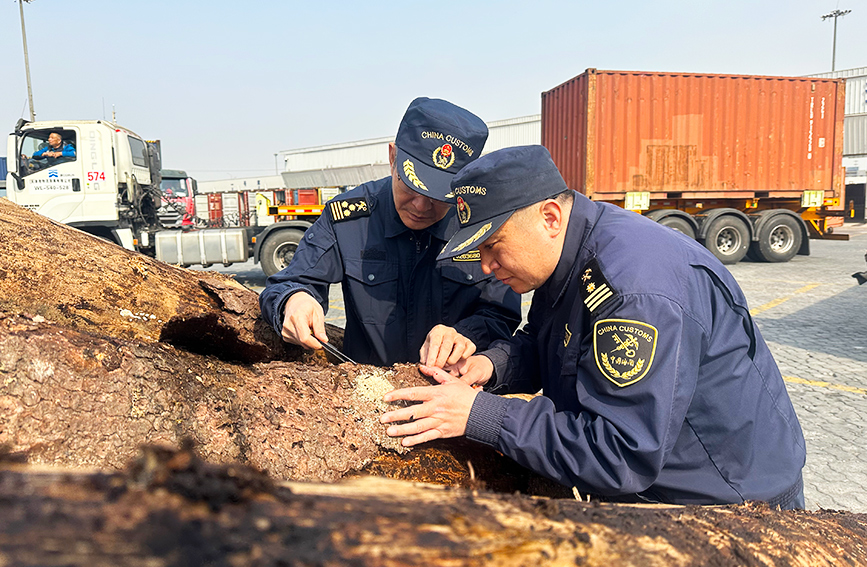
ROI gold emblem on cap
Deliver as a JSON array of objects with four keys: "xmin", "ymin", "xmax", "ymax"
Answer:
[
  {"xmin": 403, "ymin": 159, "xmax": 428, "ymax": 191},
  {"xmin": 456, "ymin": 196, "xmax": 471, "ymax": 224},
  {"xmin": 432, "ymin": 144, "xmax": 455, "ymax": 170},
  {"xmin": 452, "ymin": 222, "xmax": 492, "ymax": 253}
]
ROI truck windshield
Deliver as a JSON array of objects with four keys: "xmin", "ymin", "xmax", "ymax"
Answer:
[{"xmin": 160, "ymin": 178, "xmax": 188, "ymax": 197}]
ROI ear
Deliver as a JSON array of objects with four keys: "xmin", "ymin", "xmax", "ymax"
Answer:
[
  {"xmin": 388, "ymin": 142, "xmax": 397, "ymax": 169},
  {"xmin": 539, "ymin": 199, "xmax": 566, "ymax": 236}
]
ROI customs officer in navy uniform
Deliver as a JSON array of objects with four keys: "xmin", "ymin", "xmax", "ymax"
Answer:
[
  {"xmin": 381, "ymin": 145, "xmax": 806, "ymax": 509},
  {"xmin": 260, "ymin": 98, "xmax": 521, "ymax": 367}
]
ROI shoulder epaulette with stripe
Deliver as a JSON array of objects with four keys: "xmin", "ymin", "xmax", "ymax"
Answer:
[
  {"xmin": 328, "ymin": 198, "xmax": 370, "ymax": 223},
  {"xmin": 579, "ymin": 258, "xmax": 617, "ymax": 314}
]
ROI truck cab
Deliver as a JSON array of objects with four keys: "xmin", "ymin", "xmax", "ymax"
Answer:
[{"xmin": 5, "ymin": 119, "xmax": 161, "ymax": 250}]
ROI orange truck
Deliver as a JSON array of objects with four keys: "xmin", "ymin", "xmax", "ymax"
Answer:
[{"xmin": 542, "ymin": 69, "xmax": 848, "ymax": 263}]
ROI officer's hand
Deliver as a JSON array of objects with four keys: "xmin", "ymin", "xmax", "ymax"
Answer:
[
  {"xmin": 439, "ymin": 355, "xmax": 494, "ymax": 388},
  {"xmin": 420, "ymin": 325, "xmax": 476, "ymax": 368},
  {"xmin": 281, "ymin": 292, "xmax": 328, "ymax": 350},
  {"xmin": 380, "ymin": 365, "xmax": 478, "ymax": 447}
]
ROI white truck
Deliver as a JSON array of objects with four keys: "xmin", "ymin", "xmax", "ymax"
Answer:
[{"xmin": 5, "ymin": 119, "xmax": 313, "ymax": 276}]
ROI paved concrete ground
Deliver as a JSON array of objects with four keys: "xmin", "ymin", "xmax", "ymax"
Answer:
[{"xmin": 197, "ymin": 222, "xmax": 867, "ymax": 512}]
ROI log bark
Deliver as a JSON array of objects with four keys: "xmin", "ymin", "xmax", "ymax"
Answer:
[
  {"xmin": 0, "ymin": 199, "xmax": 566, "ymax": 494},
  {"xmin": 0, "ymin": 446, "xmax": 865, "ymax": 567},
  {"xmin": 0, "ymin": 198, "xmax": 297, "ymax": 363},
  {"xmin": 0, "ymin": 311, "xmax": 563, "ymax": 494}
]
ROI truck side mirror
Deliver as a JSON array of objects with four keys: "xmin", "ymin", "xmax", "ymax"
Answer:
[{"xmin": 10, "ymin": 172, "xmax": 24, "ymax": 190}]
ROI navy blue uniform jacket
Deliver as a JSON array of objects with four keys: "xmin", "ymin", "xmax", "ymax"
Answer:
[
  {"xmin": 466, "ymin": 194, "xmax": 806, "ymax": 505},
  {"xmin": 259, "ymin": 177, "xmax": 521, "ymax": 366}
]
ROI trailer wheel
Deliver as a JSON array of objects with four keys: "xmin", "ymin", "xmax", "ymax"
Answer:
[
  {"xmin": 658, "ymin": 216, "xmax": 696, "ymax": 240},
  {"xmin": 260, "ymin": 229, "xmax": 304, "ymax": 277},
  {"xmin": 703, "ymin": 216, "xmax": 749, "ymax": 264},
  {"xmin": 751, "ymin": 215, "xmax": 802, "ymax": 263}
]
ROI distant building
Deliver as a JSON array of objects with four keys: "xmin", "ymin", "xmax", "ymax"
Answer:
[
  {"xmin": 809, "ymin": 66, "xmax": 867, "ymax": 221},
  {"xmin": 275, "ymin": 114, "xmax": 541, "ymax": 190}
]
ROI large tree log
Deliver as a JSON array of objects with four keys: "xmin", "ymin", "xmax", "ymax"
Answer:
[
  {"xmin": 0, "ymin": 199, "xmax": 567, "ymax": 494},
  {"xmin": 0, "ymin": 311, "xmax": 564, "ymax": 494},
  {"xmin": 0, "ymin": 446, "xmax": 865, "ymax": 566},
  {"xmin": 0, "ymin": 198, "xmax": 294, "ymax": 363}
]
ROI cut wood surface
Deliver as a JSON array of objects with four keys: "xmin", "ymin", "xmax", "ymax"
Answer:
[{"xmin": 0, "ymin": 445, "xmax": 865, "ymax": 567}]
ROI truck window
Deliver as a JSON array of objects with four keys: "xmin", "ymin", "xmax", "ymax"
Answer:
[
  {"xmin": 129, "ymin": 137, "xmax": 149, "ymax": 168},
  {"xmin": 160, "ymin": 177, "xmax": 189, "ymax": 197},
  {"xmin": 18, "ymin": 130, "xmax": 77, "ymax": 175}
]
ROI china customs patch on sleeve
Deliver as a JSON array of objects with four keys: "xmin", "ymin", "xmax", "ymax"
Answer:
[
  {"xmin": 328, "ymin": 198, "xmax": 370, "ymax": 223},
  {"xmin": 579, "ymin": 258, "xmax": 617, "ymax": 314},
  {"xmin": 593, "ymin": 319, "xmax": 658, "ymax": 387}
]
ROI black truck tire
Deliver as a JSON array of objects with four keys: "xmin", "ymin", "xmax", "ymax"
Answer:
[
  {"xmin": 260, "ymin": 229, "xmax": 305, "ymax": 277},
  {"xmin": 658, "ymin": 215, "xmax": 696, "ymax": 240},
  {"xmin": 751, "ymin": 214, "xmax": 802, "ymax": 263},
  {"xmin": 703, "ymin": 215, "xmax": 749, "ymax": 264}
]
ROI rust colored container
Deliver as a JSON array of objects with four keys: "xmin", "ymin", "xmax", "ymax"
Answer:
[
  {"xmin": 542, "ymin": 69, "xmax": 846, "ymax": 203},
  {"xmin": 294, "ymin": 188, "xmax": 320, "ymax": 206},
  {"xmin": 207, "ymin": 193, "xmax": 223, "ymax": 224}
]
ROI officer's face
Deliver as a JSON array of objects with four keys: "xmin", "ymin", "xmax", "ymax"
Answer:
[
  {"xmin": 389, "ymin": 145, "xmax": 451, "ymax": 230},
  {"xmin": 478, "ymin": 203, "xmax": 565, "ymax": 294},
  {"xmin": 391, "ymin": 175, "xmax": 451, "ymax": 230}
]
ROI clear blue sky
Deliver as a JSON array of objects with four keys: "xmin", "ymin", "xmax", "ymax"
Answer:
[{"xmin": 2, "ymin": 0, "xmax": 864, "ymax": 181}]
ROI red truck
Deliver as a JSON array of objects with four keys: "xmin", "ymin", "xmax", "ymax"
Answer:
[{"xmin": 542, "ymin": 69, "xmax": 848, "ymax": 263}]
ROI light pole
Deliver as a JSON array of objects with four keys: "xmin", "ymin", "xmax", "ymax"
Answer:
[
  {"xmin": 274, "ymin": 153, "xmax": 280, "ymax": 175},
  {"xmin": 821, "ymin": 9, "xmax": 851, "ymax": 72},
  {"xmin": 18, "ymin": 0, "xmax": 36, "ymax": 121}
]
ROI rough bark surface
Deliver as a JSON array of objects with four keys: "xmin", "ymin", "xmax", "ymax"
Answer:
[
  {"xmin": 4, "ymin": 198, "xmax": 867, "ymax": 564},
  {"xmin": 0, "ymin": 446, "xmax": 865, "ymax": 567},
  {"xmin": 0, "ymin": 312, "xmax": 564, "ymax": 493},
  {"xmin": 0, "ymin": 198, "xmax": 296, "ymax": 363}
]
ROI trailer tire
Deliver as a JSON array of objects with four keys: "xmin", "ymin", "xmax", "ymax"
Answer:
[
  {"xmin": 703, "ymin": 216, "xmax": 749, "ymax": 264},
  {"xmin": 260, "ymin": 229, "xmax": 304, "ymax": 277},
  {"xmin": 658, "ymin": 216, "xmax": 696, "ymax": 240},
  {"xmin": 751, "ymin": 215, "xmax": 802, "ymax": 263}
]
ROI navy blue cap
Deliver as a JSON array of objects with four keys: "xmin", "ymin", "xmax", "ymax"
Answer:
[
  {"xmin": 395, "ymin": 98, "xmax": 488, "ymax": 202},
  {"xmin": 438, "ymin": 145, "xmax": 569, "ymax": 260}
]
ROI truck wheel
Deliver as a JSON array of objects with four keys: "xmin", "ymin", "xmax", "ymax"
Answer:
[
  {"xmin": 658, "ymin": 216, "xmax": 696, "ymax": 240},
  {"xmin": 752, "ymin": 215, "xmax": 802, "ymax": 263},
  {"xmin": 260, "ymin": 229, "xmax": 304, "ymax": 277},
  {"xmin": 703, "ymin": 216, "xmax": 749, "ymax": 264}
]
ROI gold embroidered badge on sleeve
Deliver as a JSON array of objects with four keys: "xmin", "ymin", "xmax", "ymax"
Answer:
[
  {"xmin": 329, "ymin": 199, "xmax": 369, "ymax": 222},
  {"xmin": 593, "ymin": 319, "xmax": 658, "ymax": 387},
  {"xmin": 585, "ymin": 284, "xmax": 613, "ymax": 312}
]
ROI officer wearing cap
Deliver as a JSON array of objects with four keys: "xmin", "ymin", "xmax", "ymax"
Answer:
[
  {"xmin": 260, "ymin": 98, "xmax": 521, "ymax": 367},
  {"xmin": 381, "ymin": 145, "xmax": 806, "ymax": 508}
]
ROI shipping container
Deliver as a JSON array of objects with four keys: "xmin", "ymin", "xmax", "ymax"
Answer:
[
  {"xmin": 809, "ymin": 66, "xmax": 867, "ymax": 116},
  {"xmin": 541, "ymin": 69, "xmax": 848, "ymax": 263}
]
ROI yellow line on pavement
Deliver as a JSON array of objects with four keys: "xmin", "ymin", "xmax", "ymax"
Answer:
[
  {"xmin": 784, "ymin": 376, "xmax": 867, "ymax": 396},
  {"xmin": 749, "ymin": 284, "xmax": 822, "ymax": 316}
]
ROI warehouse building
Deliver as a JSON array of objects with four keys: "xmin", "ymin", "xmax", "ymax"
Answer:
[
  {"xmin": 274, "ymin": 113, "xmax": 541, "ymax": 190},
  {"xmin": 810, "ymin": 66, "xmax": 867, "ymax": 221}
]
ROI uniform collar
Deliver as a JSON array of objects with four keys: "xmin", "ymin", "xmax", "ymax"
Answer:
[
  {"xmin": 544, "ymin": 195, "xmax": 596, "ymax": 307},
  {"xmin": 383, "ymin": 177, "xmax": 455, "ymax": 241}
]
